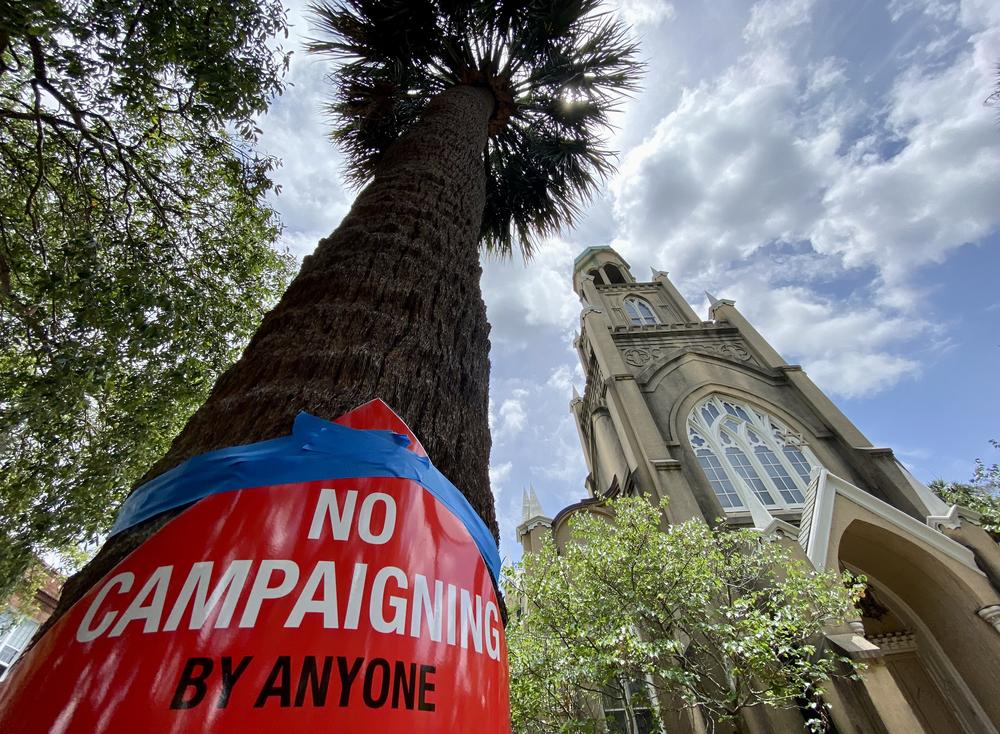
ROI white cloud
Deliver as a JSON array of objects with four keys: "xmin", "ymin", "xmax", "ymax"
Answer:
[
  {"xmin": 618, "ymin": 4, "xmax": 1000, "ymax": 288},
  {"xmin": 258, "ymin": 13, "xmax": 352, "ymax": 260},
  {"xmin": 483, "ymin": 238, "xmax": 581, "ymax": 332},
  {"xmin": 616, "ymin": 0, "xmax": 676, "ymax": 28},
  {"xmin": 612, "ymin": 49, "xmax": 835, "ymax": 277},
  {"xmin": 806, "ymin": 57, "xmax": 849, "ymax": 95},
  {"xmin": 712, "ymin": 278, "xmax": 929, "ymax": 397},
  {"xmin": 806, "ymin": 353, "xmax": 921, "ymax": 398},
  {"xmin": 546, "ymin": 364, "xmax": 576, "ymax": 393},
  {"xmin": 489, "ymin": 461, "xmax": 513, "ymax": 487},
  {"xmin": 960, "ymin": 0, "xmax": 1000, "ymax": 29},
  {"xmin": 813, "ymin": 43, "xmax": 1000, "ymax": 283},
  {"xmin": 538, "ymin": 415, "xmax": 590, "ymax": 482},
  {"xmin": 608, "ymin": 4, "xmax": 1000, "ymax": 396},
  {"xmin": 495, "ymin": 391, "xmax": 528, "ymax": 440},
  {"xmin": 743, "ymin": 0, "xmax": 817, "ymax": 41},
  {"xmin": 889, "ymin": 0, "xmax": 959, "ymax": 23}
]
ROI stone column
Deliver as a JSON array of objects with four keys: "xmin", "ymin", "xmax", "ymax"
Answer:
[
  {"xmin": 591, "ymin": 407, "xmax": 630, "ymax": 493},
  {"xmin": 825, "ymin": 627, "xmax": 928, "ymax": 734}
]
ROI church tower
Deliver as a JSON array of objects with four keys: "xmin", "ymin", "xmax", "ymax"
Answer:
[{"xmin": 533, "ymin": 245, "xmax": 1000, "ymax": 733}]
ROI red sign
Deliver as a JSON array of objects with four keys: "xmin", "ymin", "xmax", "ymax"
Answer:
[{"xmin": 0, "ymin": 404, "xmax": 510, "ymax": 733}]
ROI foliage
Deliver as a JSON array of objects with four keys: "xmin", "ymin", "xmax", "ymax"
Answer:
[
  {"xmin": 0, "ymin": 0, "xmax": 294, "ymax": 597},
  {"xmin": 505, "ymin": 497, "xmax": 865, "ymax": 733},
  {"xmin": 307, "ymin": 0, "xmax": 642, "ymax": 258},
  {"xmin": 930, "ymin": 439, "xmax": 1000, "ymax": 542}
]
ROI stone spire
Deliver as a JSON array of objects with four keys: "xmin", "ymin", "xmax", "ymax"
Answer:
[
  {"xmin": 517, "ymin": 484, "xmax": 553, "ymax": 553},
  {"xmin": 521, "ymin": 485, "xmax": 544, "ymax": 523},
  {"xmin": 705, "ymin": 291, "xmax": 735, "ymax": 320}
]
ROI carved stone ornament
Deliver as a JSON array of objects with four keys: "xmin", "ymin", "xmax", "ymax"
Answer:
[
  {"xmin": 867, "ymin": 631, "xmax": 918, "ymax": 654},
  {"xmin": 622, "ymin": 342, "xmax": 754, "ymax": 368},
  {"xmin": 624, "ymin": 347, "xmax": 652, "ymax": 367}
]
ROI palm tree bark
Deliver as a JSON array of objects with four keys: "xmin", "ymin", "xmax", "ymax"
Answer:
[{"xmin": 50, "ymin": 84, "xmax": 498, "ymax": 625}]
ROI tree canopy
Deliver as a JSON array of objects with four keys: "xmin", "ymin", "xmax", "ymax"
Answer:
[
  {"xmin": 307, "ymin": 0, "xmax": 641, "ymax": 258},
  {"xmin": 505, "ymin": 498, "xmax": 865, "ymax": 733},
  {"xmin": 0, "ymin": 0, "xmax": 293, "ymax": 598}
]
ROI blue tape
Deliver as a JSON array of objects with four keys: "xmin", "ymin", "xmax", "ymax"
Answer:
[{"xmin": 110, "ymin": 412, "xmax": 501, "ymax": 582}]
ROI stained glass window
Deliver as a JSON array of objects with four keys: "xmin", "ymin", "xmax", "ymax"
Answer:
[
  {"xmin": 687, "ymin": 396, "xmax": 818, "ymax": 512},
  {"xmin": 754, "ymin": 446, "xmax": 805, "ymax": 504},
  {"xmin": 725, "ymin": 447, "xmax": 775, "ymax": 505},
  {"xmin": 783, "ymin": 446, "xmax": 812, "ymax": 483},
  {"xmin": 696, "ymin": 448, "xmax": 743, "ymax": 508}
]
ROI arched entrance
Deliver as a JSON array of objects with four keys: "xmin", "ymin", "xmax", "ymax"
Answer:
[{"xmin": 839, "ymin": 519, "xmax": 1000, "ymax": 733}]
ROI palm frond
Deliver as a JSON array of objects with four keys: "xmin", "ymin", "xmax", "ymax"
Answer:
[{"xmin": 308, "ymin": 0, "xmax": 643, "ymax": 258}]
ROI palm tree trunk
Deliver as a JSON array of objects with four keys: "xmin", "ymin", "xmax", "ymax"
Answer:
[{"xmin": 51, "ymin": 84, "xmax": 498, "ymax": 624}]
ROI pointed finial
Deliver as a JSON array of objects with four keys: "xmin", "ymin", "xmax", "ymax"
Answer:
[
  {"xmin": 572, "ymin": 385, "xmax": 581, "ymax": 400},
  {"xmin": 706, "ymin": 291, "xmax": 735, "ymax": 308},
  {"xmin": 650, "ymin": 266, "xmax": 668, "ymax": 279}
]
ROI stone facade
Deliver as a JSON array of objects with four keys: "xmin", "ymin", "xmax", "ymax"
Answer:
[{"xmin": 519, "ymin": 246, "xmax": 1000, "ymax": 733}]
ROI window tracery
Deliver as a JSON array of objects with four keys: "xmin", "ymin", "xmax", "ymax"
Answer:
[
  {"xmin": 623, "ymin": 296, "xmax": 659, "ymax": 326},
  {"xmin": 688, "ymin": 395, "xmax": 817, "ymax": 512}
]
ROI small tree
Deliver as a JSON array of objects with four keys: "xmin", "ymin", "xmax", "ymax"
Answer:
[{"xmin": 505, "ymin": 497, "xmax": 865, "ymax": 734}]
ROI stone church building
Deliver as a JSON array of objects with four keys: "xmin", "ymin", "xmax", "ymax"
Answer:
[{"xmin": 517, "ymin": 246, "xmax": 1000, "ymax": 734}]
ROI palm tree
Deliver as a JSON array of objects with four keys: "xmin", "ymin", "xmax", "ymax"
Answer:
[{"xmin": 53, "ymin": 0, "xmax": 640, "ymax": 618}]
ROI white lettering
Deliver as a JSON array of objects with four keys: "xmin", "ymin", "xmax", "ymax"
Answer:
[
  {"xmin": 460, "ymin": 590, "xmax": 483, "ymax": 653},
  {"xmin": 344, "ymin": 563, "xmax": 368, "ymax": 630},
  {"xmin": 109, "ymin": 566, "xmax": 172, "ymax": 636},
  {"xmin": 76, "ymin": 572, "xmax": 134, "ymax": 642},
  {"xmin": 357, "ymin": 492, "xmax": 396, "ymax": 545},
  {"xmin": 284, "ymin": 561, "xmax": 339, "ymax": 629},
  {"xmin": 370, "ymin": 566, "xmax": 407, "ymax": 634},
  {"xmin": 70, "ymin": 552, "xmax": 501, "ymax": 660},
  {"xmin": 163, "ymin": 560, "xmax": 252, "ymax": 631},
  {"xmin": 446, "ymin": 584, "xmax": 457, "ymax": 646},
  {"xmin": 485, "ymin": 601, "xmax": 501, "ymax": 660},
  {"xmin": 307, "ymin": 489, "xmax": 358, "ymax": 541},
  {"xmin": 409, "ymin": 575, "xmax": 443, "ymax": 642},
  {"xmin": 238, "ymin": 560, "xmax": 299, "ymax": 628}
]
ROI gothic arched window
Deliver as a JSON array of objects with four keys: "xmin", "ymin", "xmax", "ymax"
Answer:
[
  {"xmin": 688, "ymin": 395, "xmax": 817, "ymax": 511},
  {"xmin": 623, "ymin": 296, "xmax": 659, "ymax": 326},
  {"xmin": 588, "ymin": 268, "xmax": 606, "ymax": 285}
]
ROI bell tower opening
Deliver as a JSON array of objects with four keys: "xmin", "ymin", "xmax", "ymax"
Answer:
[{"xmin": 572, "ymin": 246, "xmax": 635, "ymax": 295}]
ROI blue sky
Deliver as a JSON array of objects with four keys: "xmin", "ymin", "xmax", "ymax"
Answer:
[{"xmin": 258, "ymin": 0, "xmax": 1000, "ymax": 564}]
